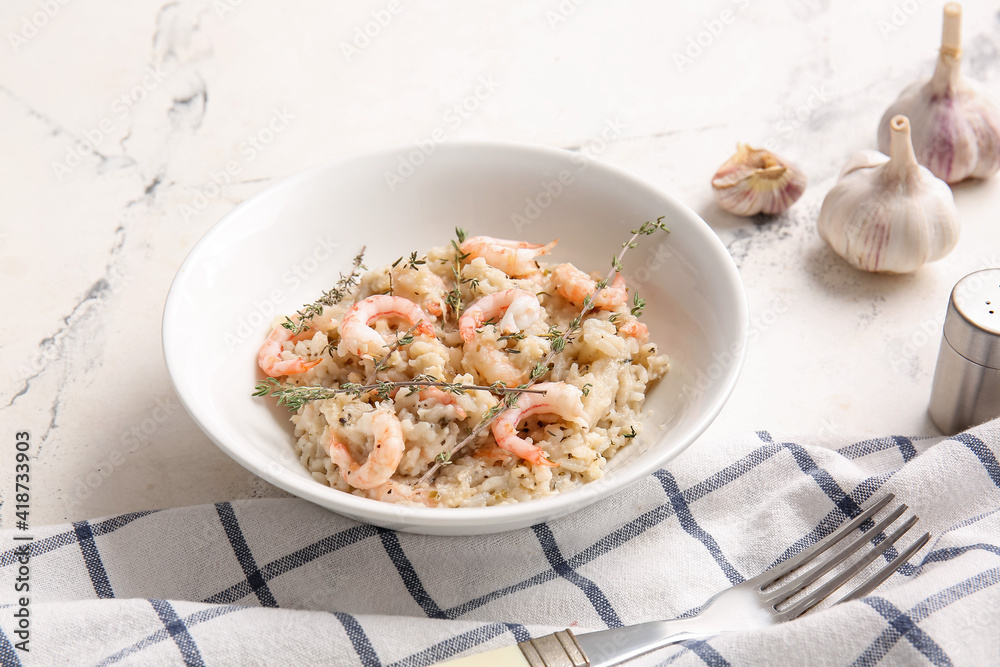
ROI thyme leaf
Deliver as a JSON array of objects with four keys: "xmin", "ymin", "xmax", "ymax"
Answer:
[
  {"xmin": 282, "ymin": 247, "xmax": 367, "ymax": 335},
  {"xmin": 630, "ymin": 292, "xmax": 646, "ymax": 317},
  {"xmin": 406, "ymin": 251, "xmax": 426, "ymax": 270}
]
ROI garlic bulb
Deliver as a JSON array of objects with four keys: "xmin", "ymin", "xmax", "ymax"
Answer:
[
  {"xmin": 818, "ymin": 116, "xmax": 959, "ymax": 274},
  {"xmin": 711, "ymin": 144, "xmax": 807, "ymax": 216},
  {"xmin": 877, "ymin": 3, "xmax": 1000, "ymax": 183}
]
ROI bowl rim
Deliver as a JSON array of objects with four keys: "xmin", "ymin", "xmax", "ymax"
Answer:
[{"xmin": 162, "ymin": 139, "xmax": 749, "ymax": 530}]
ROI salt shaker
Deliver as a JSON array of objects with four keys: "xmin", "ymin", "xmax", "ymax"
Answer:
[{"xmin": 929, "ymin": 269, "xmax": 1000, "ymax": 434}]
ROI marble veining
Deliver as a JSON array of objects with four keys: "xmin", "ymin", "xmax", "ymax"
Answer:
[{"xmin": 2, "ymin": 0, "xmax": 999, "ymax": 524}]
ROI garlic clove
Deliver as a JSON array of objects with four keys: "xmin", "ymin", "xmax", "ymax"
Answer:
[
  {"xmin": 837, "ymin": 150, "xmax": 888, "ymax": 178},
  {"xmin": 711, "ymin": 144, "xmax": 807, "ymax": 216},
  {"xmin": 818, "ymin": 115, "xmax": 960, "ymax": 274},
  {"xmin": 877, "ymin": 3, "xmax": 1000, "ymax": 183}
]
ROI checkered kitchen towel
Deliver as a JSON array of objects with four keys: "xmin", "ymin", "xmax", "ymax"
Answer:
[{"xmin": 2, "ymin": 420, "xmax": 1000, "ymax": 666}]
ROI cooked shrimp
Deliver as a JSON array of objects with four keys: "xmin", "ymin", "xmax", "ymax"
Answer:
[
  {"xmin": 472, "ymin": 441, "xmax": 512, "ymax": 465},
  {"xmin": 370, "ymin": 479, "xmax": 433, "ymax": 505},
  {"xmin": 325, "ymin": 406, "xmax": 405, "ymax": 490},
  {"xmin": 337, "ymin": 295, "xmax": 435, "ymax": 359},
  {"xmin": 258, "ymin": 324, "xmax": 322, "ymax": 378},
  {"xmin": 287, "ymin": 310, "xmax": 338, "ymax": 343},
  {"xmin": 619, "ymin": 320, "xmax": 649, "ymax": 341},
  {"xmin": 491, "ymin": 382, "xmax": 588, "ymax": 466},
  {"xmin": 392, "ymin": 266, "xmax": 448, "ymax": 318},
  {"xmin": 460, "ymin": 236, "xmax": 557, "ymax": 277},
  {"xmin": 459, "ymin": 289, "xmax": 542, "ymax": 342},
  {"xmin": 552, "ymin": 264, "xmax": 628, "ymax": 311},
  {"xmin": 464, "ymin": 341, "xmax": 527, "ymax": 387},
  {"xmin": 417, "ymin": 386, "xmax": 467, "ymax": 419}
]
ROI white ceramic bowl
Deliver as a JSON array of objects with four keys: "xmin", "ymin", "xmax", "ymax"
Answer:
[{"xmin": 163, "ymin": 142, "xmax": 748, "ymax": 535}]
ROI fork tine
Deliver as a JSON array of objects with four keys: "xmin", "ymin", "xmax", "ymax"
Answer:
[
  {"xmin": 750, "ymin": 493, "xmax": 895, "ymax": 588},
  {"xmin": 778, "ymin": 515, "xmax": 920, "ymax": 621},
  {"xmin": 764, "ymin": 503, "xmax": 908, "ymax": 605},
  {"xmin": 837, "ymin": 531, "xmax": 931, "ymax": 603}
]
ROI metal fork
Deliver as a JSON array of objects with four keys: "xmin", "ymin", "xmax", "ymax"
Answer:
[{"xmin": 437, "ymin": 493, "xmax": 930, "ymax": 667}]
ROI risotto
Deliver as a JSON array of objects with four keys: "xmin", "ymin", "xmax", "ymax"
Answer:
[{"xmin": 256, "ymin": 233, "xmax": 669, "ymax": 507}]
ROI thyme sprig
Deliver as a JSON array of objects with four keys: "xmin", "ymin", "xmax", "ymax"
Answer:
[
  {"xmin": 416, "ymin": 217, "xmax": 670, "ymax": 485},
  {"xmin": 254, "ymin": 377, "xmax": 543, "ymax": 412},
  {"xmin": 630, "ymin": 293, "xmax": 646, "ymax": 318},
  {"xmin": 392, "ymin": 252, "xmax": 427, "ymax": 271},
  {"xmin": 445, "ymin": 228, "xmax": 470, "ymax": 318},
  {"xmin": 282, "ymin": 247, "xmax": 367, "ymax": 335},
  {"xmin": 362, "ymin": 322, "xmax": 421, "ymax": 386}
]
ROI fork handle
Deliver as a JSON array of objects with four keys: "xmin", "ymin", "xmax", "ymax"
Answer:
[
  {"xmin": 434, "ymin": 621, "xmax": 712, "ymax": 667},
  {"xmin": 434, "ymin": 645, "xmax": 530, "ymax": 667},
  {"xmin": 435, "ymin": 629, "xmax": 586, "ymax": 667},
  {"xmin": 573, "ymin": 620, "xmax": 713, "ymax": 667}
]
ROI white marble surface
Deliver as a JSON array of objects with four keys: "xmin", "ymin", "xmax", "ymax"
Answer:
[{"xmin": 2, "ymin": 0, "xmax": 999, "ymax": 525}]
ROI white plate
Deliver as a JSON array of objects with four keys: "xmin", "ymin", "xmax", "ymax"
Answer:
[{"xmin": 162, "ymin": 141, "xmax": 748, "ymax": 535}]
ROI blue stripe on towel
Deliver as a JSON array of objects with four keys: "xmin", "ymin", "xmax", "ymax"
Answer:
[
  {"xmin": 215, "ymin": 503, "xmax": 278, "ymax": 607},
  {"xmin": 837, "ymin": 436, "xmax": 916, "ymax": 463},
  {"xmin": 0, "ymin": 624, "xmax": 23, "ymax": 667},
  {"xmin": 378, "ymin": 528, "xmax": 447, "ymax": 619},
  {"xmin": 655, "ymin": 470, "xmax": 744, "ymax": 586},
  {"xmin": 0, "ymin": 510, "xmax": 157, "ymax": 570},
  {"xmin": 203, "ymin": 524, "xmax": 378, "ymax": 605},
  {"xmin": 388, "ymin": 622, "xmax": 522, "ymax": 667},
  {"xmin": 853, "ymin": 597, "xmax": 952, "ymax": 666},
  {"xmin": 532, "ymin": 523, "xmax": 622, "ymax": 628},
  {"xmin": 955, "ymin": 433, "xmax": 1000, "ymax": 489},
  {"xmin": 72, "ymin": 521, "xmax": 114, "ymax": 599},
  {"xmin": 96, "ymin": 604, "xmax": 243, "ymax": 666},
  {"xmin": 150, "ymin": 599, "xmax": 206, "ymax": 667},
  {"xmin": 333, "ymin": 612, "xmax": 381, "ymax": 667}
]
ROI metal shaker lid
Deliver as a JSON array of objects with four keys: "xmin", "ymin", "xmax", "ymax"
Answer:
[{"xmin": 944, "ymin": 268, "xmax": 1000, "ymax": 369}]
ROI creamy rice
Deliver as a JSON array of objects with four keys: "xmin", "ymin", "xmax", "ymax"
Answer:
[{"xmin": 261, "ymin": 239, "xmax": 669, "ymax": 507}]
